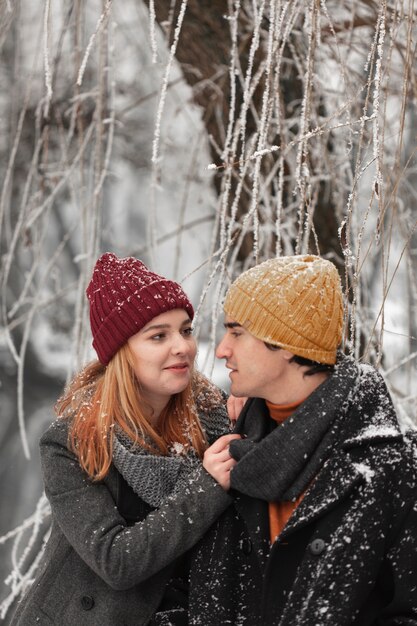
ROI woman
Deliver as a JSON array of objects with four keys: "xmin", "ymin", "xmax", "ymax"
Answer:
[{"xmin": 11, "ymin": 252, "xmax": 238, "ymax": 626}]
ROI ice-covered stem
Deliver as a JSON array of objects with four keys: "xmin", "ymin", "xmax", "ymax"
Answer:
[
  {"xmin": 149, "ymin": 0, "xmax": 188, "ymax": 267},
  {"xmin": 237, "ymin": 0, "xmax": 265, "ymax": 172},
  {"xmin": 149, "ymin": 0, "xmax": 158, "ymax": 63},
  {"xmin": 151, "ymin": 0, "xmax": 188, "ymax": 166},
  {"xmin": 371, "ymin": 3, "xmax": 386, "ymax": 205},
  {"xmin": 76, "ymin": 0, "xmax": 113, "ymax": 87},
  {"xmin": 294, "ymin": 0, "xmax": 319, "ymax": 254},
  {"xmin": 0, "ymin": 494, "xmax": 51, "ymax": 620},
  {"xmin": 248, "ymin": 0, "xmax": 278, "ymax": 260},
  {"xmin": 43, "ymin": 0, "xmax": 53, "ymax": 118},
  {"xmin": 221, "ymin": 0, "xmax": 240, "ymax": 164}
]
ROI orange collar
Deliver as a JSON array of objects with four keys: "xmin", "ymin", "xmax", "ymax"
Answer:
[{"xmin": 266, "ymin": 398, "xmax": 305, "ymax": 423}]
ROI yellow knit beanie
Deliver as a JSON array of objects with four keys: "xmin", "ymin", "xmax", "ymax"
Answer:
[{"xmin": 223, "ymin": 255, "xmax": 343, "ymax": 365}]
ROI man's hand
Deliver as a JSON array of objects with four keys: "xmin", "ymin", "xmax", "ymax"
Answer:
[
  {"xmin": 203, "ymin": 434, "xmax": 241, "ymax": 490},
  {"xmin": 227, "ymin": 395, "xmax": 248, "ymax": 423}
]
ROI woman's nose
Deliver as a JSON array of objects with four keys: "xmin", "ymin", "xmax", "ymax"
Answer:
[{"xmin": 172, "ymin": 333, "xmax": 194, "ymax": 354}]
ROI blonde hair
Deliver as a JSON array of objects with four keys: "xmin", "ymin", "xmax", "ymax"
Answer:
[{"xmin": 56, "ymin": 344, "xmax": 207, "ymax": 481}]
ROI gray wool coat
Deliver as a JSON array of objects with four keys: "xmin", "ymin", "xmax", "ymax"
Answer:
[{"xmin": 10, "ymin": 416, "xmax": 232, "ymax": 626}]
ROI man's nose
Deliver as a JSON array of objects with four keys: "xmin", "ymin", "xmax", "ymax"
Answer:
[{"xmin": 216, "ymin": 335, "xmax": 230, "ymax": 359}]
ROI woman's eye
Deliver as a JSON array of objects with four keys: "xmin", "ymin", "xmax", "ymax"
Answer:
[
  {"xmin": 151, "ymin": 333, "xmax": 165, "ymax": 341},
  {"xmin": 182, "ymin": 327, "xmax": 193, "ymax": 337}
]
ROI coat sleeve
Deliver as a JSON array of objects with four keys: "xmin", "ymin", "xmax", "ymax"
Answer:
[
  {"xmin": 194, "ymin": 375, "xmax": 232, "ymax": 445},
  {"xmin": 40, "ymin": 420, "xmax": 232, "ymax": 592},
  {"xmin": 378, "ymin": 473, "xmax": 417, "ymax": 623}
]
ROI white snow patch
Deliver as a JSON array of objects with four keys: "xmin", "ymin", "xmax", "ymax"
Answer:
[
  {"xmin": 353, "ymin": 462, "xmax": 375, "ymax": 483},
  {"xmin": 356, "ymin": 425, "xmax": 399, "ymax": 440}
]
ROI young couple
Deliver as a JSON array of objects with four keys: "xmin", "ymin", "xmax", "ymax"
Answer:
[{"xmin": 11, "ymin": 253, "xmax": 417, "ymax": 625}]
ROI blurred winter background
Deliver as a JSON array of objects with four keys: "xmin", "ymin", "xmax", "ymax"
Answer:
[{"xmin": 0, "ymin": 1, "xmax": 416, "ymax": 620}]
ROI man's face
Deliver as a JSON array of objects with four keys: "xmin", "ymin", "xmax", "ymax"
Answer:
[{"xmin": 216, "ymin": 317, "xmax": 292, "ymax": 402}]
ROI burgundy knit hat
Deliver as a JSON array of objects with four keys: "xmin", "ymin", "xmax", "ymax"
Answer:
[{"xmin": 86, "ymin": 252, "xmax": 194, "ymax": 365}]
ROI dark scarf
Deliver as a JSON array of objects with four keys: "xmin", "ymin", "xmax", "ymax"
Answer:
[{"xmin": 229, "ymin": 354, "xmax": 359, "ymax": 501}]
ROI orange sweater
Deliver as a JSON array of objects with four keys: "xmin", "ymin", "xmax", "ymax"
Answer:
[{"xmin": 266, "ymin": 399, "xmax": 305, "ymax": 544}]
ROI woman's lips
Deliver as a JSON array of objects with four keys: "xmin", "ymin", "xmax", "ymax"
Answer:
[{"xmin": 164, "ymin": 363, "xmax": 189, "ymax": 372}]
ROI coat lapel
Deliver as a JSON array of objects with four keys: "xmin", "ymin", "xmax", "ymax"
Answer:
[
  {"xmin": 280, "ymin": 452, "xmax": 364, "ymax": 538},
  {"xmin": 281, "ymin": 425, "xmax": 403, "ymax": 538}
]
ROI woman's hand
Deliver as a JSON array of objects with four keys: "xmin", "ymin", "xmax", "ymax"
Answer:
[
  {"xmin": 203, "ymin": 434, "xmax": 241, "ymax": 490},
  {"xmin": 227, "ymin": 395, "xmax": 248, "ymax": 423}
]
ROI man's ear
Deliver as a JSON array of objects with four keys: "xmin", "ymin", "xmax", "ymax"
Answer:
[{"xmin": 280, "ymin": 349, "xmax": 295, "ymax": 362}]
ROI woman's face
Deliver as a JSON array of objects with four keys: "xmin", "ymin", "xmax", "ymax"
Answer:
[{"xmin": 127, "ymin": 308, "xmax": 196, "ymax": 418}]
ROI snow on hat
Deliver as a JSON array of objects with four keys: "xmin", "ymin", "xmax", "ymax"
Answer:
[
  {"xmin": 86, "ymin": 252, "xmax": 194, "ymax": 365},
  {"xmin": 223, "ymin": 255, "xmax": 343, "ymax": 365}
]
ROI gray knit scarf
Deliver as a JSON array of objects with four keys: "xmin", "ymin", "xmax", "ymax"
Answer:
[
  {"xmin": 113, "ymin": 405, "xmax": 230, "ymax": 508},
  {"xmin": 229, "ymin": 354, "xmax": 359, "ymax": 502}
]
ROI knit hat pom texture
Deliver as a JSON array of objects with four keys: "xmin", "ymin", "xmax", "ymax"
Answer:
[
  {"xmin": 86, "ymin": 253, "xmax": 194, "ymax": 365},
  {"xmin": 224, "ymin": 255, "xmax": 343, "ymax": 365}
]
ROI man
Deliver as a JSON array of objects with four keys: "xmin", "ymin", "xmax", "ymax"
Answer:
[{"xmin": 189, "ymin": 255, "xmax": 417, "ymax": 625}]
